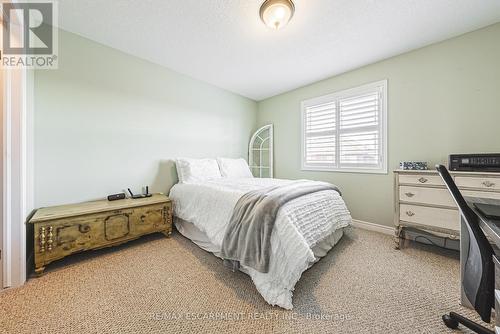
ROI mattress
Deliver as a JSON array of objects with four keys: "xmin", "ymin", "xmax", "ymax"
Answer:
[
  {"xmin": 169, "ymin": 177, "xmax": 352, "ymax": 309},
  {"xmin": 175, "ymin": 217, "xmax": 346, "ymax": 265}
]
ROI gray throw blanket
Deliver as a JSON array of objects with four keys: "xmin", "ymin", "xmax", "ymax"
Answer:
[{"xmin": 220, "ymin": 180, "xmax": 341, "ymax": 273}]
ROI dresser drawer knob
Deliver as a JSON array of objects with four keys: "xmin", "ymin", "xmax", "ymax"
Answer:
[
  {"xmin": 418, "ymin": 177, "xmax": 428, "ymax": 183},
  {"xmin": 405, "ymin": 192, "xmax": 415, "ymax": 198},
  {"xmin": 405, "ymin": 211, "xmax": 415, "ymax": 217},
  {"xmin": 482, "ymin": 181, "xmax": 495, "ymax": 188}
]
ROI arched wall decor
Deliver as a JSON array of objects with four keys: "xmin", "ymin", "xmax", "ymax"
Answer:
[{"xmin": 248, "ymin": 124, "xmax": 274, "ymax": 178}]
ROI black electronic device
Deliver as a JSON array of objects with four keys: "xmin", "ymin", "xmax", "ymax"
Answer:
[
  {"xmin": 127, "ymin": 188, "xmax": 145, "ymax": 199},
  {"xmin": 449, "ymin": 154, "xmax": 500, "ymax": 172},
  {"xmin": 107, "ymin": 193, "xmax": 126, "ymax": 201},
  {"xmin": 127, "ymin": 186, "xmax": 153, "ymax": 199}
]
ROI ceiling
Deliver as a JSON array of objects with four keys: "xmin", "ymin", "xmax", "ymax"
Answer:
[{"xmin": 57, "ymin": 0, "xmax": 500, "ymax": 101}]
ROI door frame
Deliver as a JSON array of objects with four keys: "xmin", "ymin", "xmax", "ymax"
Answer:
[
  {"xmin": 2, "ymin": 67, "xmax": 34, "ymax": 289},
  {"xmin": 0, "ymin": 59, "xmax": 3, "ymax": 288},
  {"xmin": 1, "ymin": 2, "xmax": 35, "ymax": 289}
]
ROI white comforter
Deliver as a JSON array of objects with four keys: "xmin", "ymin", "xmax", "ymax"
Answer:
[{"xmin": 169, "ymin": 178, "xmax": 351, "ymax": 309}]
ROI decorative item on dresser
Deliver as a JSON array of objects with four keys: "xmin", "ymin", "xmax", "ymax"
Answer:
[
  {"xmin": 28, "ymin": 193, "xmax": 172, "ymax": 276},
  {"xmin": 394, "ymin": 170, "xmax": 500, "ymax": 249},
  {"xmin": 399, "ymin": 161, "xmax": 428, "ymax": 170}
]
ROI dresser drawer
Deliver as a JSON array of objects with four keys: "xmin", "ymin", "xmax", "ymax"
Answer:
[
  {"xmin": 398, "ymin": 174, "xmax": 444, "ymax": 186},
  {"xmin": 494, "ymin": 256, "xmax": 500, "ymax": 291},
  {"xmin": 399, "ymin": 186, "xmax": 455, "ymax": 207},
  {"xmin": 496, "ymin": 289, "xmax": 500, "ymax": 328},
  {"xmin": 497, "ymin": 295, "xmax": 500, "ymax": 330},
  {"xmin": 462, "ymin": 190, "xmax": 500, "ymax": 200},
  {"xmin": 455, "ymin": 176, "xmax": 500, "ymax": 191},
  {"xmin": 400, "ymin": 204, "xmax": 459, "ymax": 231}
]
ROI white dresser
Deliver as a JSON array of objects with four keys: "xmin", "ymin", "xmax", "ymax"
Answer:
[{"xmin": 394, "ymin": 169, "xmax": 500, "ymax": 248}]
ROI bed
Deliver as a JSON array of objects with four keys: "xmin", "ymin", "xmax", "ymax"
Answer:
[{"xmin": 169, "ymin": 158, "xmax": 352, "ymax": 309}]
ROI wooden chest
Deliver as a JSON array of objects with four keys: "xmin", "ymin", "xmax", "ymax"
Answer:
[{"xmin": 28, "ymin": 194, "xmax": 172, "ymax": 275}]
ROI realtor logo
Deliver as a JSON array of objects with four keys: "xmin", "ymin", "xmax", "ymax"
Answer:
[{"xmin": 1, "ymin": 0, "xmax": 58, "ymax": 68}]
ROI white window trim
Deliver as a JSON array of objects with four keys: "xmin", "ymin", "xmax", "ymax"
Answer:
[{"xmin": 301, "ymin": 80, "xmax": 388, "ymax": 174}]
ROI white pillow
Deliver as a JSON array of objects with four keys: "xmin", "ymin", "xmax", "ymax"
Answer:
[
  {"xmin": 175, "ymin": 158, "xmax": 222, "ymax": 183},
  {"xmin": 217, "ymin": 158, "xmax": 253, "ymax": 179}
]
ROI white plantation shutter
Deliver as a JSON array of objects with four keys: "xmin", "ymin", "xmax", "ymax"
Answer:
[
  {"xmin": 304, "ymin": 102, "xmax": 336, "ymax": 166},
  {"xmin": 302, "ymin": 80, "xmax": 387, "ymax": 173},
  {"xmin": 339, "ymin": 92, "xmax": 381, "ymax": 167}
]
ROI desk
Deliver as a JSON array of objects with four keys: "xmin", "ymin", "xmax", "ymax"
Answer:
[{"xmin": 461, "ymin": 196, "xmax": 500, "ymax": 331}]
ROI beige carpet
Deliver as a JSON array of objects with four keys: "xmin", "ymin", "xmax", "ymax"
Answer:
[{"xmin": 0, "ymin": 228, "xmax": 492, "ymax": 334}]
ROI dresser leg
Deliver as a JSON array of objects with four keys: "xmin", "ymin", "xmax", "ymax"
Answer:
[
  {"xmin": 34, "ymin": 266, "xmax": 46, "ymax": 277},
  {"xmin": 394, "ymin": 226, "xmax": 403, "ymax": 250}
]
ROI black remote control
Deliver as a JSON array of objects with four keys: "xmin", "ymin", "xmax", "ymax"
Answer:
[{"xmin": 107, "ymin": 193, "xmax": 126, "ymax": 201}]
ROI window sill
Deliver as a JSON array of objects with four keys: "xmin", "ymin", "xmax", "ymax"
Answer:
[{"xmin": 301, "ymin": 166, "xmax": 388, "ymax": 175}]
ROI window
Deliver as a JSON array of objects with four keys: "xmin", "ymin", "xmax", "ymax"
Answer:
[{"xmin": 301, "ymin": 80, "xmax": 387, "ymax": 174}]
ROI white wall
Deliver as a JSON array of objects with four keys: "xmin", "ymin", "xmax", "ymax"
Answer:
[
  {"xmin": 257, "ymin": 23, "xmax": 500, "ymax": 227},
  {"xmin": 34, "ymin": 30, "xmax": 257, "ymax": 207}
]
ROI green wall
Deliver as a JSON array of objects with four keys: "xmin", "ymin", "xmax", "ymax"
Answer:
[
  {"xmin": 35, "ymin": 29, "xmax": 257, "ymax": 207},
  {"xmin": 257, "ymin": 23, "xmax": 500, "ymax": 227}
]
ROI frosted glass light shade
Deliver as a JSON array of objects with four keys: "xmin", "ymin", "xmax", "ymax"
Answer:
[{"xmin": 259, "ymin": 0, "xmax": 295, "ymax": 30}]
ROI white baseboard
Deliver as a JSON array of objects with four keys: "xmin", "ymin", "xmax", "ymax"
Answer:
[{"xmin": 351, "ymin": 219, "xmax": 393, "ymax": 236}]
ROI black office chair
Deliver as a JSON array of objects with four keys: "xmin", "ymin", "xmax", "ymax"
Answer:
[{"xmin": 436, "ymin": 165, "xmax": 494, "ymax": 334}]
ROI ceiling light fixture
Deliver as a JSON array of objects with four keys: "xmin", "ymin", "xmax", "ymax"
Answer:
[{"xmin": 259, "ymin": 0, "xmax": 295, "ymax": 30}]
